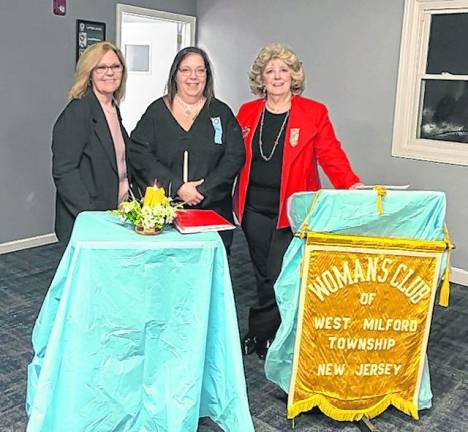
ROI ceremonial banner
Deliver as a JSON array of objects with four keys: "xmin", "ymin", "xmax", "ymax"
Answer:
[{"xmin": 288, "ymin": 231, "xmax": 448, "ymax": 421}]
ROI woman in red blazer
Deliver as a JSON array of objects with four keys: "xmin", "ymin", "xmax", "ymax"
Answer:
[{"xmin": 234, "ymin": 43, "xmax": 361, "ymax": 359}]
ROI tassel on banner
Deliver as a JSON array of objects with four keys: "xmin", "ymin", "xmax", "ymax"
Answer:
[
  {"xmin": 439, "ymin": 265, "xmax": 450, "ymax": 307},
  {"xmin": 296, "ymin": 223, "xmax": 309, "ymax": 240},
  {"xmin": 295, "ymin": 192, "xmax": 321, "ymax": 239},
  {"xmin": 439, "ymin": 226, "xmax": 454, "ymax": 307},
  {"xmin": 373, "ymin": 185, "xmax": 387, "ymax": 216}
]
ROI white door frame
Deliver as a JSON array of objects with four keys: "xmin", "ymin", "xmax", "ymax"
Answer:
[{"xmin": 116, "ymin": 4, "xmax": 196, "ymax": 48}]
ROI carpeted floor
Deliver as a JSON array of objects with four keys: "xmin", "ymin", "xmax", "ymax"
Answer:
[{"xmin": 0, "ymin": 229, "xmax": 466, "ymax": 431}]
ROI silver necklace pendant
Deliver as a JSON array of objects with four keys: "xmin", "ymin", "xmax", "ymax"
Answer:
[
  {"xmin": 176, "ymin": 94, "xmax": 204, "ymax": 120},
  {"xmin": 258, "ymin": 105, "xmax": 290, "ymax": 162}
]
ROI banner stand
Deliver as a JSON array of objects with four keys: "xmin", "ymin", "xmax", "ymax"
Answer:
[{"xmin": 286, "ymin": 186, "xmax": 453, "ymax": 426}]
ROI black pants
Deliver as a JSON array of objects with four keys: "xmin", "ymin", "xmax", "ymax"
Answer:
[
  {"xmin": 218, "ymin": 229, "xmax": 233, "ymax": 255},
  {"xmin": 242, "ymin": 206, "xmax": 293, "ymax": 340}
]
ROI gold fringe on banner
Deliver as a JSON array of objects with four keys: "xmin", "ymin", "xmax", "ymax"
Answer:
[{"xmin": 288, "ymin": 393, "xmax": 419, "ymax": 422}]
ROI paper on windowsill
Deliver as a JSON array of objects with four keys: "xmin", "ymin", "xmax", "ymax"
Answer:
[{"xmin": 355, "ymin": 184, "xmax": 410, "ymax": 190}]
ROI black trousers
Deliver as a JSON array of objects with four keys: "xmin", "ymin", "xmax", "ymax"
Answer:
[
  {"xmin": 242, "ymin": 206, "xmax": 294, "ymax": 340},
  {"xmin": 218, "ymin": 229, "xmax": 233, "ymax": 255}
]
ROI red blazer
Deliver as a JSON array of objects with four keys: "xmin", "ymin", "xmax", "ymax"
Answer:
[{"xmin": 234, "ymin": 96, "xmax": 360, "ymax": 228}]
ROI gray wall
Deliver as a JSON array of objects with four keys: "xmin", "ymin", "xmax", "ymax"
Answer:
[
  {"xmin": 197, "ymin": 0, "xmax": 468, "ymax": 270},
  {"xmin": 1, "ymin": 0, "xmax": 466, "ymax": 270},
  {"xmin": 0, "ymin": 0, "xmax": 196, "ymax": 243}
]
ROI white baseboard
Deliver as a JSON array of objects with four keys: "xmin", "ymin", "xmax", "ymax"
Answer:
[
  {"xmin": 450, "ymin": 267, "xmax": 468, "ymax": 286},
  {"xmin": 0, "ymin": 233, "xmax": 58, "ymax": 255}
]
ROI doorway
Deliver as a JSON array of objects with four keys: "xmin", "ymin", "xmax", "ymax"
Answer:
[{"xmin": 116, "ymin": 4, "xmax": 196, "ymax": 132}]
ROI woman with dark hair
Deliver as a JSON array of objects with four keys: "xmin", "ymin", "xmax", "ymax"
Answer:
[{"xmin": 129, "ymin": 47, "xmax": 245, "ymax": 249}]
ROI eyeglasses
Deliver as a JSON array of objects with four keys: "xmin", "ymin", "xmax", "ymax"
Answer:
[
  {"xmin": 94, "ymin": 64, "xmax": 124, "ymax": 75},
  {"xmin": 178, "ymin": 67, "xmax": 207, "ymax": 77}
]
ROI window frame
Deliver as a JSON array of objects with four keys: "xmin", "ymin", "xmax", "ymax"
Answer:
[{"xmin": 392, "ymin": 0, "xmax": 468, "ymax": 166}]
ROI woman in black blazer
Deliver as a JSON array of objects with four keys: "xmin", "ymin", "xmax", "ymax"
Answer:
[{"xmin": 52, "ymin": 42, "xmax": 132, "ymax": 242}]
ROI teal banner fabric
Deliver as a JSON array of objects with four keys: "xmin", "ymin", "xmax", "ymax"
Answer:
[
  {"xmin": 266, "ymin": 190, "xmax": 447, "ymax": 410},
  {"xmin": 26, "ymin": 212, "xmax": 253, "ymax": 432}
]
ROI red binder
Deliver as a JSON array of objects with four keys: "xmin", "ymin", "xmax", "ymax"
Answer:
[{"xmin": 174, "ymin": 209, "xmax": 235, "ymax": 234}]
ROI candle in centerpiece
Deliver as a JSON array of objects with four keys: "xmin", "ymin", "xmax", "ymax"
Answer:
[
  {"xmin": 143, "ymin": 186, "xmax": 154, "ymax": 207},
  {"xmin": 152, "ymin": 187, "xmax": 166, "ymax": 206},
  {"xmin": 143, "ymin": 185, "xmax": 166, "ymax": 207},
  {"xmin": 183, "ymin": 151, "xmax": 188, "ymax": 183}
]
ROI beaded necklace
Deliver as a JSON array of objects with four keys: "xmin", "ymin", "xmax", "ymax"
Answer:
[{"xmin": 258, "ymin": 105, "xmax": 290, "ymax": 162}]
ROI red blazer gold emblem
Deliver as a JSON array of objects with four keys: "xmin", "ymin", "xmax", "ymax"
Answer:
[{"xmin": 290, "ymin": 128, "xmax": 300, "ymax": 147}]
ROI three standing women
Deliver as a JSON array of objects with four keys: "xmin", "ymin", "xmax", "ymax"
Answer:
[
  {"xmin": 235, "ymin": 43, "xmax": 361, "ymax": 359},
  {"xmin": 51, "ymin": 41, "xmax": 360, "ymax": 363}
]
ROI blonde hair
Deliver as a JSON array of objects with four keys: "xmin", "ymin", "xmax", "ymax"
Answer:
[
  {"xmin": 249, "ymin": 43, "xmax": 305, "ymax": 96},
  {"xmin": 68, "ymin": 42, "xmax": 127, "ymax": 103}
]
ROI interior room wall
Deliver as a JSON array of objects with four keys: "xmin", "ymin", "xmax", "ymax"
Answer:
[
  {"xmin": 0, "ymin": 0, "xmax": 196, "ymax": 245},
  {"xmin": 197, "ymin": 0, "xmax": 468, "ymax": 272},
  {"xmin": 1, "ymin": 0, "xmax": 466, "ymax": 275}
]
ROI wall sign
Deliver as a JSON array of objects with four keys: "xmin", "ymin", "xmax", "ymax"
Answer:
[
  {"xmin": 76, "ymin": 20, "xmax": 106, "ymax": 61},
  {"xmin": 53, "ymin": 0, "xmax": 66, "ymax": 16}
]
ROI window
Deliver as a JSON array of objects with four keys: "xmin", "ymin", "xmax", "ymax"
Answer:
[
  {"xmin": 125, "ymin": 44, "xmax": 150, "ymax": 72},
  {"xmin": 392, "ymin": 0, "xmax": 468, "ymax": 165}
]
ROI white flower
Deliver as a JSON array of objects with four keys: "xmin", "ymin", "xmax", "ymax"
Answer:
[{"xmin": 113, "ymin": 194, "xmax": 182, "ymax": 232}]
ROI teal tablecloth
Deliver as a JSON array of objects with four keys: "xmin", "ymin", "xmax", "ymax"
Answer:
[
  {"xmin": 26, "ymin": 212, "xmax": 254, "ymax": 432},
  {"xmin": 265, "ymin": 190, "xmax": 447, "ymax": 411}
]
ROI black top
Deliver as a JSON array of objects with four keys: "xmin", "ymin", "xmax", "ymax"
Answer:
[
  {"xmin": 52, "ymin": 90, "xmax": 133, "ymax": 243},
  {"xmin": 129, "ymin": 97, "xmax": 245, "ymax": 222},
  {"xmin": 246, "ymin": 109, "xmax": 289, "ymax": 216}
]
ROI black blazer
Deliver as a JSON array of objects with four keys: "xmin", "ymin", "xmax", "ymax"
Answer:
[{"xmin": 52, "ymin": 90, "xmax": 132, "ymax": 242}]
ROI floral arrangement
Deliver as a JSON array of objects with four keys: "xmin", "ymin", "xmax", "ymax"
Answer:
[{"xmin": 112, "ymin": 185, "xmax": 181, "ymax": 234}]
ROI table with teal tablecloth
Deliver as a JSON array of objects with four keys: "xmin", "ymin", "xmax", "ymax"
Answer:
[{"xmin": 26, "ymin": 212, "xmax": 254, "ymax": 432}]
